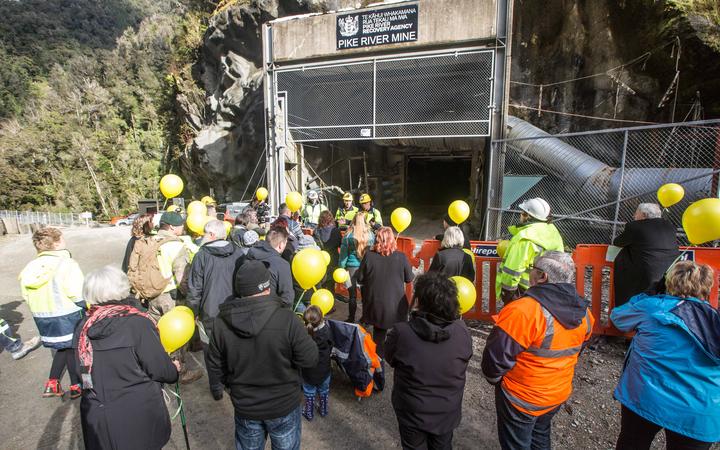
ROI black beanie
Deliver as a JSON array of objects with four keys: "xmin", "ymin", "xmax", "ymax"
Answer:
[{"xmin": 234, "ymin": 261, "xmax": 272, "ymax": 297}]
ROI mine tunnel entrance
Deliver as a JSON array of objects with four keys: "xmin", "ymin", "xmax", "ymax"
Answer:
[{"xmin": 406, "ymin": 156, "xmax": 471, "ymax": 210}]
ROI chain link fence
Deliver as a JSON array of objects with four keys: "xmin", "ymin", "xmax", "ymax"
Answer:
[
  {"xmin": 274, "ymin": 48, "xmax": 494, "ymax": 142},
  {"xmin": 487, "ymin": 118, "xmax": 720, "ymax": 247}
]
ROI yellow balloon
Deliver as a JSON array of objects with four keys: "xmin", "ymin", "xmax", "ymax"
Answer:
[
  {"xmin": 450, "ymin": 275, "xmax": 476, "ymax": 315},
  {"xmin": 310, "ymin": 289, "xmax": 335, "ymax": 315},
  {"xmin": 391, "ymin": 207, "xmax": 412, "ymax": 233},
  {"xmin": 187, "ymin": 200, "xmax": 206, "ymax": 216},
  {"xmin": 256, "ymin": 187, "xmax": 269, "ymax": 201},
  {"xmin": 224, "ymin": 221, "xmax": 233, "ymax": 237},
  {"xmin": 186, "ymin": 213, "xmax": 209, "ymax": 235},
  {"xmin": 321, "ymin": 250, "xmax": 331, "ymax": 266},
  {"xmin": 448, "ymin": 200, "xmax": 470, "ymax": 225},
  {"xmin": 286, "ymin": 191, "xmax": 303, "ymax": 213},
  {"xmin": 167, "ymin": 205, "xmax": 179, "ymax": 212},
  {"xmin": 201, "ymin": 195, "xmax": 216, "ymax": 205},
  {"xmin": 175, "ymin": 305, "xmax": 195, "ymax": 320},
  {"xmin": 160, "ymin": 174, "xmax": 184, "ymax": 199},
  {"xmin": 292, "ymin": 248, "xmax": 327, "ymax": 289},
  {"xmin": 333, "ymin": 268, "xmax": 349, "ymax": 283},
  {"xmin": 157, "ymin": 306, "xmax": 196, "ymax": 353},
  {"xmin": 657, "ymin": 183, "xmax": 685, "ymax": 208},
  {"xmin": 682, "ymin": 198, "xmax": 720, "ymax": 245},
  {"xmin": 497, "ymin": 240, "xmax": 510, "ymax": 259}
]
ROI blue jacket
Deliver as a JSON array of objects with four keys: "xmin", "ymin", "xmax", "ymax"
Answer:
[{"xmin": 611, "ymin": 294, "xmax": 720, "ymax": 442}]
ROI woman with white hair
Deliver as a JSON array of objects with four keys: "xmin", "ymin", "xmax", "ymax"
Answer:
[
  {"xmin": 428, "ymin": 226, "xmax": 475, "ymax": 281},
  {"xmin": 72, "ymin": 266, "xmax": 179, "ymax": 450}
]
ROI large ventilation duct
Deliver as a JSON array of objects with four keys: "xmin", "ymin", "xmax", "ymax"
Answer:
[{"xmin": 505, "ymin": 116, "xmax": 712, "ymax": 206}]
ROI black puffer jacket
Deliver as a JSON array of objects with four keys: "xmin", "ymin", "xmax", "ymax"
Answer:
[
  {"xmin": 187, "ymin": 240, "xmax": 245, "ymax": 328},
  {"xmin": 207, "ymin": 294, "xmax": 318, "ymax": 420},
  {"xmin": 301, "ymin": 323, "xmax": 333, "ymax": 386},
  {"xmin": 386, "ymin": 312, "xmax": 473, "ymax": 434},
  {"xmin": 72, "ymin": 310, "xmax": 178, "ymax": 450},
  {"xmin": 428, "ymin": 246, "xmax": 475, "ymax": 281}
]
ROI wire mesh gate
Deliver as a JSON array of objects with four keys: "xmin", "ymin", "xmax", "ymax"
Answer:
[
  {"xmin": 487, "ymin": 118, "xmax": 720, "ymax": 246},
  {"xmin": 272, "ymin": 47, "xmax": 495, "ymax": 142}
]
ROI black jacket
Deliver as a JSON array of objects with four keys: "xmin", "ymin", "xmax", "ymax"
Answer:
[
  {"xmin": 72, "ymin": 311, "xmax": 178, "ymax": 450},
  {"xmin": 316, "ymin": 225, "xmax": 342, "ymax": 267},
  {"xmin": 247, "ymin": 241, "xmax": 294, "ymax": 307},
  {"xmin": 428, "ymin": 246, "xmax": 475, "ymax": 281},
  {"xmin": 386, "ymin": 312, "xmax": 473, "ymax": 434},
  {"xmin": 301, "ymin": 323, "xmax": 333, "ymax": 386},
  {"xmin": 207, "ymin": 294, "xmax": 318, "ymax": 420},
  {"xmin": 613, "ymin": 218, "xmax": 679, "ymax": 306},
  {"xmin": 187, "ymin": 240, "xmax": 245, "ymax": 328},
  {"xmin": 357, "ymin": 250, "xmax": 414, "ymax": 329}
]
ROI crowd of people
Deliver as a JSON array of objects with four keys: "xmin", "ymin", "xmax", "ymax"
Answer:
[{"xmin": 6, "ymin": 192, "xmax": 720, "ymax": 450}]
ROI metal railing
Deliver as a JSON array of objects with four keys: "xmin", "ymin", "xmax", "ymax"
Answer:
[
  {"xmin": 0, "ymin": 210, "xmax": 86, "ymax": 228},
  {"xmin": 487, "ymin": 118, "xmax": 720, "ymax": 247}
]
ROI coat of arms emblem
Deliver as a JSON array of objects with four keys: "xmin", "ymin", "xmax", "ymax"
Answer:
[{"xmin": 338, "ymin": 15, "xmax": 359, "ymax": 37}]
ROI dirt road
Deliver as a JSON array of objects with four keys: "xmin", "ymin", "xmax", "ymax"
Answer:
[{"xmin": 0, "ymin": 226, "xmax": 701, "ymax": 449}]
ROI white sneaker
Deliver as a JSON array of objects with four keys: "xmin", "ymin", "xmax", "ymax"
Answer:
[{"xmin": 11, "ymin": 336, "xmax": 41, "ymax": 360}]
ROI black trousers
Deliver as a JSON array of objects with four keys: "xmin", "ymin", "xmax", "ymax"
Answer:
[
  {"xmin": 398, "ymin": 424, "xmax": 453, "ymax": 450},
  {"xmin": 49, "ymin": 348, "xmax": 81, "ymax": 385},
  {"xmin": 373, "ymin": 327, "xmax": 388, "ymax": 359},
  {"xmin": 495, "ymin": 385, "xmax": 559, "ymax": 450},
  {"xmin": 616, "ymin": 405, "xmax": 713, "ymax": 450}
]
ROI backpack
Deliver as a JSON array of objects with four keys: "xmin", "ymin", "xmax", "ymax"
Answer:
[{"xmin": 127, "ymin": 235, "xmax": 180, "ymax": 300}]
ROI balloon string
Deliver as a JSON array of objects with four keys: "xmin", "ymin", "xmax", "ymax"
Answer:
[
  {"xmin": 293, "ymin": 290, "xmax": 307, "ymax": 313},
  {"xmin": 312, "ymin": 286, "xmax": 317, "ymax": 292}
]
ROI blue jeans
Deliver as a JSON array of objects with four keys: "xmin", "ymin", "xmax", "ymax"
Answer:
[
  {"xmin": 0, "ymin": 320, "xmax": 21, "ymax": 353},
  {"xmin": 302, "ymin": 375, "xmax": 331, "ymax": 397},
  {"xmin": 235, "ymin": 406, "xmax": 301, "ymax": 450},
  {"xmin": 495, "ymin": 385, "xmax": 560, "ymax": 450}
]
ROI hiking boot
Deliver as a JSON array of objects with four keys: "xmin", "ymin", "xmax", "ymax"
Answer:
[
  {"xmin": 180, "ymin": 368, "xmax": 204, "ymax": 385},
  {"xmin": 11, "ymin": 336, "xmax": 41, "ymax": 360},
  {"xmin": 42, "ymin": 379, "xmax": 63, "ymax": 398},
  {"xmin": 302, "ymin": 395, "xmax": 314, "ymax": 421},
  {"xmin": 69, "ymin": 384, "xmax": 82, "ymax": 399},
  {"xmin": 317, "ymin": 393, "xmax": 329, "ymax": 417}
]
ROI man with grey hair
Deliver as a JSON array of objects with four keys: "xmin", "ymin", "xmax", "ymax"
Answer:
[
  {"xmin": 613, "ymin": 202, "xmax": 679, "ymax": 307},
  {"xmin": 187, "ymin": 219, "xmax": 245, "ymax": 375},
  {"xmin": 482, "ymin": 251, "xmax": 594, "ymax": 450}
]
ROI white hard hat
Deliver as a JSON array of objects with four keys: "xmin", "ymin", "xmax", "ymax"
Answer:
[
  {"xmin": 518, "ymin": 198, "xmax": 551, "ymax": 221},
  {"xmin": 307, "ymin": 190, "xmax": 318, "ymax": 200}
]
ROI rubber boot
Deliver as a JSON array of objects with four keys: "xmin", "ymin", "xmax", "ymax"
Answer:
[
  {"xmin": 318, "ymin": 393, "xmax": 329, "ymax": 417},
  {"xmin": 302, "ymin": 395, "xmax": 314, "ymax": 421}
]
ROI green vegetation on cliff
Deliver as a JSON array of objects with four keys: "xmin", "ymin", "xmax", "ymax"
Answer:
[{"xmin": 0, "ymin": 0, "xmax": 211, "ymax": 216}]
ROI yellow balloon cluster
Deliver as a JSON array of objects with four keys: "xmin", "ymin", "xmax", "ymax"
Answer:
[
  {"xmin": 157, "ymin": 306, "xmax": 196, "ymax": 353},
  {"xmin": 657, "ymin": 183, "xmax": 685, "ymax": 208},
  {"xmin": 682, "ymin": 198, "xmax": 720, "ymax": 245},
  {"xmin": 310, "ymin": 289, "xmax": 334, "ymax": 315},
  {"xmin": 448, "ymin": 200, "xmax": 470, "ymax": 224},
  {"xmin": 187, "ymin": 200, "xmax": 206, "ymax": 216},
  {"xmin": 292, "ymin": 248, "xmax": 327, "ymax": 289},
  {"xmin": 286, "ymin": 192, "xmax": 303, "ymax": 212},
  {"xmin": 160, "ymin": 174, "xmax": 184, "ymax": 199},
  {"xmin": 450, "ymin": 276, "xmax": 476, "ymax": 315},
  {"xmin": 186, "ymin": 214, "xmax": 209, "ymax": 235},
  {"xmin": 391, "ymin": 207, "xmax": 412, "ymax": 233}
]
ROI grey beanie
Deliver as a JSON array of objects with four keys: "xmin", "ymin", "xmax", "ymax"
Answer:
[{"xmin": 242, "ymin": 230, "xmax": 259, "ymax": 247}]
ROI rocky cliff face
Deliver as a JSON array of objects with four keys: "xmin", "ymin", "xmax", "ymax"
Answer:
[{"xmin": 181, "ymin": 0, "xmax": 720, "ymax": 200}]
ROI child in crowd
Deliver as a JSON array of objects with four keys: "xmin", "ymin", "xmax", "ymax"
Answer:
[
  {"xmin": 301, "ymin": 305, "xmax": 333, "ymax": 421},
  {"xmin": 19, "ymin": 227, "xmax": 85, "ymax": 398}
]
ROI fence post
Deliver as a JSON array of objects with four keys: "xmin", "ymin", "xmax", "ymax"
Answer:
[{"xmin": 611, "ymin": 130, "xmax": 629, "ymax": 241}]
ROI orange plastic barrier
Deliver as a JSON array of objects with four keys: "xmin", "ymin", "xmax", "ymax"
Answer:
[{"xmin": 574, "ymin": 244, "xmax": 720, "ymax": 336}]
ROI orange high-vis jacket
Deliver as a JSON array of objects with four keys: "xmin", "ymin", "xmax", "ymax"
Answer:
[{"xmin": 493, "ymin": 296, "xmax": 594, "ymax": 416}]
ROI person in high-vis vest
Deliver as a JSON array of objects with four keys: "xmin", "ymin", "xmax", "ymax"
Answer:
[
  {"xmin": 496, "ymin": 198, "xmax": 563, "ymax": 303},
  {"xmin": 359, "ymin": 193, "xmax": 383, "ymax": 230},
  {"xmin": 19, "ymin": 227, "xmax": 85, "ymax": 398},
  {"xmin": 482, "ymin": 251, "xmax": 594, "ymax": 450},
  {"xmin": 335, "ymin": 192, "xmax": 358, "ymax": 229},
  {"xmin": 301, "ymin": 190, "xmax": 328, "ymax": 229}
]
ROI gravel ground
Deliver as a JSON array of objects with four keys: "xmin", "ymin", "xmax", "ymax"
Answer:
[{"xmin": 0, "ymin": 227, "xmax": 716, "ymax": 449}]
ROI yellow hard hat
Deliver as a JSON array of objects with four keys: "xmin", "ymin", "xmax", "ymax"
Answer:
[
  {"xmin": 359, "ymin": 193, "xmax": 372, "ymax": 204},
  {"xmin": 201, "ymin": 196, "xmax": 216, "ymax": 205},
  {"xmin": 167, "ymin": 205, "xmax": 179, "ymax": 212},
  {"xmin": 342, "ymin": 192, "xmax": 353, "ymax": 201}
]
